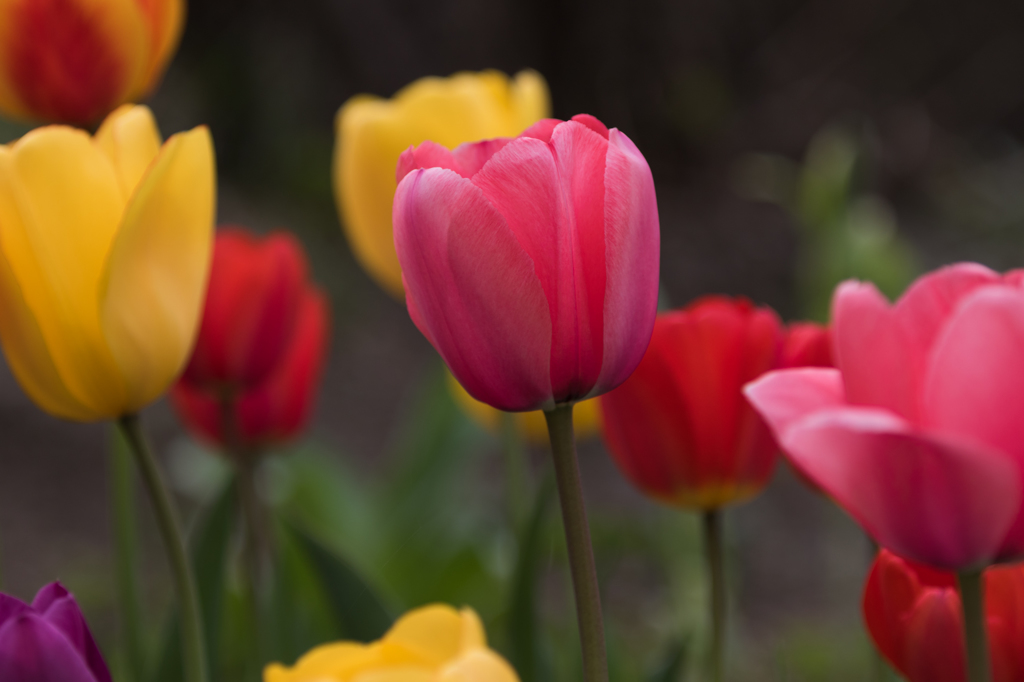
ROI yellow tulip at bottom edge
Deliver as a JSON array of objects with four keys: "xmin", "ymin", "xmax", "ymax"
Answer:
[{"xmin": 265, "ymin": 604, "xmax": 520, "ymax": 682}]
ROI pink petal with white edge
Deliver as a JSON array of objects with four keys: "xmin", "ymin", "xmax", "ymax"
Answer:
[
  {"xmin": 743, "ymin": 367, "xmax": 846, "ymax": 440},
  {"xmin": 923, "ymin": 284, "xmax": 1024, "ymax": 559},
  {"xmin": 783, "ymin": 407, "xmax": 1021, "ymax": 569},
  {"xmin": 832, "ymin": 281, "xmax": 919, "ymax": 421},
  {"xmin": 394, "ymin": 167, "xmax": 553, "ymax": 411},
  {"xmin": 590, "ymin": 127, "xmax": 660, "ymax": 397}
]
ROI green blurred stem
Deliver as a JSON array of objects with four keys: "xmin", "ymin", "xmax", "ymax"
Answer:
[
  {"xmin": 111, "ymin": 433, "xmax": 146, "ymax": 682},
  {"xmin": 958, "ymin": 570, "xmax": 990, "ymax": 682},
  {"xmin": 118, "ymin": 414, "xmax": 208, "ymax": 682},
  {"xmin": 703, "ymin": 509, "xmax": 725, "ymax": 682},
  {"xmin": 499, "ymin": 411, "xmax": 530, "ymax": 526},
  {"xmin": 543, "ymin": 404, "xmax": 608, "ymax": 682}
]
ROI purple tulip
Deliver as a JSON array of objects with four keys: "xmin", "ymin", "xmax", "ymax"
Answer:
[{"xmin": 0, "ymin": 582, "xmax": 111, "ymax": 682}]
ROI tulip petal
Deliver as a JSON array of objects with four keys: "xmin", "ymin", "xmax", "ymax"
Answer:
[
  {"xmin": 439, "ymin": 650, "xmax": 519, "ymax": 682},
  {"xmin": 592, "ymin": 127, "xmax": 660, "ymax": 396},
  {"xmin": 32, "ymin": 584, "xmax": 111, "ymax": 682},
  {"xmin": 0, "ymin": 613, "xmax": 99, "ymax": 682},
  {"xmin": 744, "ymin": 368, "xmax": 846, "ymax": 439},
  {"xmin": 903, "ymin": 590, "xmax": 966, "ymax": 682},
  {"xmin": 863, "ymin": 550, "xmax": 920, "ymax": 672},
  {"xmin": 923, "ymin": 285, "xmax": 1024, "ymax": 559},
  {"xmin": 0, "ymin": 128, "xmax": 127, "ymax": 417},
  {"xmin": 987, "ymin": 565, "xmax": 1024, "ymax": 682},
  {"xmin": 384, "ymin": 605, "xmax": 466, "ymax": 667},
  {"xmin": 832, "ymin": 280, "xmax": 919, "ymax": 421},
  {"xmin": 130, "ymin": 0, "xmax": 184, "ymax": 99},
  {"xmin": 93, "ymin": 104, "xmax": 162, "ymax": 199},
  {"xmin": 782, "ymin": 407, "xmax": 1021, "ymax": 569},
  {"xmin": 100, "ymin": 126, "xmax": 215, "ymax": 411},
  {"xmin": 394, "ymin": 167, "xmax": 552, "ymax": 410}
]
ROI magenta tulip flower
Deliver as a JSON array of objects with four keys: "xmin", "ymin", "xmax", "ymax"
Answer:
[
  {"xmin": 0, "ymin": 582, "xmax": 111, "ymax": 682},
  {"xmin": 745, "ymin": 263, "xmax": 1024, "ymax": 571},
  {"xmin": 393, "ymin": 114, "xmax": 660, "ymax": 411}
]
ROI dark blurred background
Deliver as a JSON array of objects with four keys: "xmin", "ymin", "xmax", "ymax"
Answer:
[{"xmin": 4, "ymin": 0, "xmax": 1024, "ymax": 679}]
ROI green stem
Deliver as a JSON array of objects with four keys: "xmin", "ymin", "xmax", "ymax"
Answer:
[
  {"xmin": 118, "ymin": 414, "xmax": 208, "ymax": 682},
  {"xmin": 703, "ymin": 510, "xmax": 725, "ymax": 682},
  {"xmin": 543, "ymin": 404, "xmax": 608, "ymax": 682},
  {"xmin": 111, "ymin": 432, "xmax": 146, "ymax": 682},
  {"xmin": 958, "ymin": 570, "xmax": 989, "ymax": 682}
]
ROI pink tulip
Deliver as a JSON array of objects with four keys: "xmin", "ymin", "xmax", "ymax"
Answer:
[
  {"xmin": 745, "ymin": 263, "xmax": 1024, "ymax": 570},
  {"xmin": 393, "ymin": 114, "xmax": 660, "ymax": 411}
]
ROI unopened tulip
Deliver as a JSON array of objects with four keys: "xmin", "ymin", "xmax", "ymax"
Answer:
[
  {"xmin": 265, "ymin": 604, "xmax": 519, "ymax": 682},
  {"xmin": 0, "ymin": 104, "xmax": 215, "ymax": 421},
  {"xmin": 334, "ymin": 70, "xmax": 549, "ymax": 297},
  {"xmin": 172, "ymin": 228, "xmax": 329, "ymax": 450},
  {"xmin": 447, "ymin": 371, "xmax": 601, "ymax": 444},
  {"xmin": 395, "ymin": 114, "xmax": 660, "ymax": 412},
  {"xmin": 599, "ymin": 297, "xmax": 784, "ymax": 509},
  {"xmin": 746, "ymin": 263, "xmax": 1024, "ymax": 570},
  {"xmin": 0, "ymin": 0, "xmax": 184, "ymax": 125},
  {"xmin": 864, "ymin": 549, "xmax": 1024, "ymax": 682},
  {"xmin": 780, "ymin": 321, "xmax": 832, "ymax": 368},
  {"xmin": 0, "ymin": 582, "xmax": 111, "ymax": 682}
]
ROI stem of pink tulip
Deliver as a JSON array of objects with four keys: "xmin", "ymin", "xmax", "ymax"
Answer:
[
  {"xmin": 543, "ymin": 404, "xmax": 608, "ymax": 682},
  {"xmin": 958, "ymin": 570, "xmax": 989, "ymax": 682},
  {"xmin": 703, "ymin": 510, "xmax": 725, "ymax": 682},
  {"xmin": 118, "ymin": 414, "xmax": 208, "ymax": 682}
]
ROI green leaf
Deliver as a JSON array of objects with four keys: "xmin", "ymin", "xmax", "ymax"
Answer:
[
  {"xmin": 506, "ymin": 476, "xmax": 555, "ymax": 682},
  {"xmin": 285, "ymin": 520, "xmax": 394, "ymax": 643},
  {"xmin": 153, "ymin": 479, "xmax": 237, "ymax": 682},
  {"xmin": 646, "ymin": 636, "xmax": 689, "ymax": 682}
]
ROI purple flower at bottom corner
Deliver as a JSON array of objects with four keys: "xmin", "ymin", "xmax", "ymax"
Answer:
[{"xmin": 0, "ymin": 582, "xmax": 112, "ymax": 682}]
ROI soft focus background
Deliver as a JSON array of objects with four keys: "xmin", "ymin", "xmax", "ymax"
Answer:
[{"xmin": 3, "ymin": 0, "xmax": 1024, "ymax": 679}]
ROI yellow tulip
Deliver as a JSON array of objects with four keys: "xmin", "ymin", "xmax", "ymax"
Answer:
[
  {"xmin": 333, "ymin": 69, "xmax": 550, "ymax": 297},
  {"xmin": 0, "ymin": 104, "xmax": 215, "ymax": 421},
  {"xmin": 265, "ymin": 604, "xmax": 519, "ymax": 682},
  {"xmin": 0, "ymin": 0, "xmax": 184, "ymax": 125},
  {"xmin": 446, "ymin": 371, "xmax": 601, "ymax": 444}
]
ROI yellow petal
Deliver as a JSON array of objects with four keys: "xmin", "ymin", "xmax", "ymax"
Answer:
[
  {"xmin": 333, "ymin": 70, "xmax": 550, "ymax": 298},
  {"xmin": 350, "ymin": 669, "xmax": 434, "ymax": 682},
  {"xmin": 0, "ymin": 0, "xmax": 148, "ymax": 123},
  {"xmin": 100, "ymin": 125, "xmax": 215, "ymax": 412},
  {"xmin": 94, "ymin": 104, "xmax": 163, "ymax": 199},
  {"xmin": 446, "ymin": 371, "xmax": 601, "ymax": 443},
  {"xmin": 457, "ymin": 608, "xmax": 486, "ymax": 653},
  {"xmin": 0, "ymin": 127, "xmax": 127, "ymax": 418},
  {"xmin": 0, "ymin": 222, "xmax": 96, "ymax": 420},
  {"xmin": 383, "ymin": 604, "xmax": 467, "ymax": 667},
  {"xmin": 438, "ymin": 651, "xmax": 520, "ymax": 682}
]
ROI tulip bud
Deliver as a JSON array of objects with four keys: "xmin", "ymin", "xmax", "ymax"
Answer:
[
  {"xmin": 0, "ymin": 0, "xmax": 184, "ymax": 125},
  {"xmin": 0, "ymin": 104, "xmax": 215, "ymax": 421},
  {"xmin": 394, "ymin": 114, "xmax": 660, "ymax": 412},
  {"xmin": 863, "ymin": 549, "xmax": 1024, "ymax": 682},
  {"xmin": 265, "ymin": 604, "xmax": 519, "ymax": 682},
  {"xmin": 780, "ymin": 321, "xmax": 833, "ymax": 368},
  {"xmin": 334, "ymin": 69, "xmax": 550, "ymax": 297},
  {"xmin": 172, "ymin": 227, "xmax": 330, "ymax": 451},
  {"xmin": 0, "ymin": 582, "xmax": 112, "ymax": 681},
  {"xmin": 599, "ymin": 297, "xmax": 784, "ymax": 509}
]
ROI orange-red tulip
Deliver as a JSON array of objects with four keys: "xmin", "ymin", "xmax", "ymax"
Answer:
[{"xmin": 0, "ymin": 0, "xmax": 184, "ymax": 125}]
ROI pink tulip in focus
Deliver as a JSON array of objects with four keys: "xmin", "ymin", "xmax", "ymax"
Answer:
[
  {"xmin": 393, "ymin": 114, "xmax": 660, "ymax": 411},
  {"xmin": 745, "ymin": 263, "xmax": 1024, "ymax": 570}
]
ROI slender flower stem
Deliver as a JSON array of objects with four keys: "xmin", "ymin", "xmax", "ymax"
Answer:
[
  {"xmin": 111, "ymin": 433, "xmax": 146, "ymax": 682},
  {"xmin": 703, "ymin": 509, "xmax": 726, "ymax": 682},
  {"xmin": 118, "ymin": 415, "xmax": 208, "ymax": 682},
  {"xmin": 958, "ymin": 570, "xmax": 990, "ymax": 682},
  {"xmin": 543, "ymin": 404, "xmax": 608, "ymax": 682}
]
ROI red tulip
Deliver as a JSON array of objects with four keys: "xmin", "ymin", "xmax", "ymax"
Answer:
[
  {"xmin": 172, "ymin": 228, "xmax": 329, "ymax": 449},
  {"xmin": 864, "ymin": 549, "xmax": 1024, "ymax": 682},
  {"xmin": 393, "ymin": 114, "xmax": 660, "ymax": 412},
  {"xmin": 598, "ymin": 297, "xmax": 784, "ymax": 508},
  {"xmin": 745, "ymin": 263, "xmax": 1024, "ymax": 570},
  {"xmin": 780, "ymin": 322, "xmax": 833, "ymax": 368}
]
